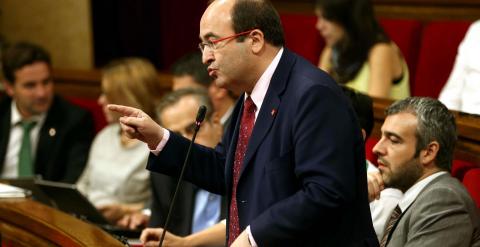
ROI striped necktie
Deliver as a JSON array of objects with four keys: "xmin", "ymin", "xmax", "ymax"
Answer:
[{"xmin": 380, "ymin": 205, "xmax": 402, "ymax": 247}]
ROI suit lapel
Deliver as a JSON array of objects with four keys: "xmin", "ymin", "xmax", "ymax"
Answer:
[
  {"xmin": 240, "ymin": 49, "xmax": 295, "ymax": 176},
  {"xmin": 34, "ymin": 96, "xmax": 60, "ymax": 174},
  {"xmin": 0, "ymin": 98, "xmax": 12, "ymax": 171}
]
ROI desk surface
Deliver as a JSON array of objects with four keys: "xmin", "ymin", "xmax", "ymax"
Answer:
[{"xmin": 0, "ymin": 198, "xmax": 124, "ymax": 246}]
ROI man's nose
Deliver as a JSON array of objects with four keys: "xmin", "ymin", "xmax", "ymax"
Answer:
[{"xmin": 202, "ymin": 48, "xmax": 214, "ymax": 65}]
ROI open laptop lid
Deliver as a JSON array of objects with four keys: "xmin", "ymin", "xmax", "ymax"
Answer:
[{"xmin": 34, "ymin": 179, "xmax": 110, "ymax": 225}]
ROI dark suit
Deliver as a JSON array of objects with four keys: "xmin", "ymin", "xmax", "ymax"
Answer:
[
  {"xmin": 387, "ymin": 173, "xmax": 480, "ymax": 247},
  {"xmin": 0, "ymin": 95, "xmax": 94, "ymax": 183},
  {"xmin": 147, "ymin": 49, "xmax": 378, "ymax": 246}
]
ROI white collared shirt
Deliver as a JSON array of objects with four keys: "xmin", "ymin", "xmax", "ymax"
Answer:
[
  {"xmin": 245, "ymin": 47, "xmax": 284, "ymax": 122},
  {"xmin": 439, "ymin": 20, "xmax": 480, "ymax": 115},
  {"xmin": 3, "ymin": 101, "xmax": 47, "ymax": 178},
  {"xmin": 398, "ymin": 171, "xmax": 448, "ymax": 212}
]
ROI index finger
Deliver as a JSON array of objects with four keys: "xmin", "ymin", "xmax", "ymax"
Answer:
[{"xmin": 108, "ymin": 104, "xmax": 141, "ymax": 117}]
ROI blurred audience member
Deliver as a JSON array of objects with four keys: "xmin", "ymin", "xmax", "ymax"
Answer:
[
  {"xmin": 171, "ymin": 52, "xmax": 212, "ymax": 91},
  {"xmin": 373, "ymin": 97, "xmax": 480, "ymax": 247},
  {"xmin": 439, "ymin": 20, "xmax": 480, "ymax": 115},
  {"xmin": 315, "ymin": 0, "xmax": 410, "ymax": 99},
  {"xmin": 77, "ymin": 58, "xmax": 162, "ymax": 223},
  {"xmin": 0, "ymin": 42, "xmax": 94, "ymax": 182}
]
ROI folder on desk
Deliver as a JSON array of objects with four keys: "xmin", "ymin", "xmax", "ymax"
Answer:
[{"xmin": 34, "ymin": 179, "xmax": 141, "ymax": 238}]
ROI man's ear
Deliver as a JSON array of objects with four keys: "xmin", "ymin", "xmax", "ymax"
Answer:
[
  {"xmin": 249, "ymin": 29, "xmax": 265, "ymax": 54},
  {"xmin": 2, "ymin": 80, "xmax": 15, "ymax": 97},
  {"xmin": 419, "ymin": 141, "xmax": 440, "ymax": 165}
]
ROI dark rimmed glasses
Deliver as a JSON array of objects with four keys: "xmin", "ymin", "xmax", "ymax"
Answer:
[{"xmin": 198, "ymin": 29, "xmax": 255, "ymax": 53}]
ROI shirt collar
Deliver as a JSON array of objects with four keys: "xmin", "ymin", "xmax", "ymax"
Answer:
[
  {"xmin": 10, "ymin": 100, "xmax": 47, "ymax": 127},
  {"xmin": 245, "ymin": 47, "xmax": 284, "ymax": 112},
  {"xmin": 220, "ymin": 105, "xmax": 234, "ymax": 125},
  {"xmin": 398, "ymin": 171, "xmax": 448, "ymax": 212}
]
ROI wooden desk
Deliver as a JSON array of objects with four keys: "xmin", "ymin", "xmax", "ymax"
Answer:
[{"xmin": 0, "ymin": 198, "xmax": 124, "ymax": 247}]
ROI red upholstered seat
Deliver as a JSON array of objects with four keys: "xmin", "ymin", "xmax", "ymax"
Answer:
[
  {"xmin": 67, "ymin": 97, "xmax": 108, "ymax": 133},
  {"xmin": 280, "ymin": 14, "xmax": 324, "ymax": 65},
  {"xmin": 413, "ymin": 21, "xmax": 471, "ymax": 97},
  {"xmin": 462, "ymin": 168, "xmax": 480, "ymax": 208},
  {"xmin": 451, "ymin": 159, "xmax": 478, "ymax": 181},
  {"xmin": 379, "ymin": 18, "xmax": 422, "ymax": 91},
  {"xmin": 365, "ymin": 137, "xmax": 379, "ymax": 166}
]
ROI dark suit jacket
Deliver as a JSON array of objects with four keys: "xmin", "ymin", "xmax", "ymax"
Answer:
[
  {"xmin": 148, "ymin": 173, "xmax": 227, "ymax": 236},
  {"xmin": 387, "ymin": 173, "xmax": 480, "ymax": 247},
  {"xmin": 147, "ymin": 49, "xmax": 378, "ymax": 246},
  {"xmin": 0, "ymin": 95, "xmax": 94, "ymax": 183}
]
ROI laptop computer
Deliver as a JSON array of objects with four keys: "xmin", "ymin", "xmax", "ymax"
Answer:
[{"xmin": 34, "ymin": 179, "xmax": 142, "ymax": 238}]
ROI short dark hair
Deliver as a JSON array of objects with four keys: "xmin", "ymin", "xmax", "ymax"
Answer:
[
  {"xmin": 171, "ymin": 52, "xmax": 212, "ymax": 88},
  {"xmin": 156, "ymin": 88, "xmax": 213, "ymax": 125},
  {"xmin": 2, "ymin": 42, "xmax": 51, "ymax": 83},
  {"xmin": 341, "ymin": 86, "xmax": 374, "ymax": 138},
  {"xmin": 386, "ymin": 97, "xmax": 457, "ymax": 171},
  {"xmin": 231, "ymin": 0, "xmax": 284, "ymax": 47}
]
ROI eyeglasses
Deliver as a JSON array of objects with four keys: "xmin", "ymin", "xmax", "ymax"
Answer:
[{"xmin": 198, "ymin": 29, "xmax": 255, "ymax": 53}]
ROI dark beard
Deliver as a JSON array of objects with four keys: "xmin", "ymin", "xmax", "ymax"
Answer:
[{"xmin": 384, "ymin": 158, "xmax": 423, "ymax": 193}]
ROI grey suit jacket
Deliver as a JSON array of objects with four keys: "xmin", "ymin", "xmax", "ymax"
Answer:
[{"xmin": 387, "ymin": 173, "xmax": 480, "ymax": 247}]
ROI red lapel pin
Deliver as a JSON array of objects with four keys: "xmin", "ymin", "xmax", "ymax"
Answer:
[{"xmin": 271, "ymin": 109, "xmax": 277, "ymax": 117}]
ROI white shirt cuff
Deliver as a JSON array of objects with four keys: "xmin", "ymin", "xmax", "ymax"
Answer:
[
  {"xmin": 246, "ymin": 225, "xmax": 258, "ymax": 247},
  {"xmin": 150, "ymin": 128, "xmax": 170, "ymax": 155}
]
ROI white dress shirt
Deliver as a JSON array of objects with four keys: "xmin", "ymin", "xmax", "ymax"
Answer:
[
  {"xmin": 2, "ymin": 101, "xmax": 46, "ymax": 178},
  {"xmin": 439, "ymin": 20, "xmax": 480, "ymax": 115}
]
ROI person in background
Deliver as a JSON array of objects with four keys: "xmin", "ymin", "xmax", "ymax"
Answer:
[
  {"xmin": 0, "ymin": 42, "xmax": 94, "ymax": 183},
  {"xmin": 373, "ymin": 97, "xmax": 480, "ymax": 247},
  {"xmin": 171, "ymin": 51, "xmax": 236, "ymax": 127},
  {"xmin": 109, "ymin": 0, "xmax": 378, "ymax": 246},
  {"xmin": 315, "ymin": 0, "xmax": 410, "ymax": 100},
  {"xmin": 77, "ymin": 57, "xmax": 163, "ymax": 223},
  {"xmin": 171, "ymin": 52, "xmax": 213, "ymax": 91},
  {"xmin": 341, "ymin": 86, "xmax": 403, "ymax": 241},
  {"xmin": 439, "ymin": 20, "xmax": 480, "ymax": 115},
  {"xmin": 142, "ymin": 88, "xmax": 226, "ymax": 242}
]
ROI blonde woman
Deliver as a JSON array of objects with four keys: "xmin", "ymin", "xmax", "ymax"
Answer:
[{"xmin": 77, "ymin": 58, "xmax": 163, "ymax": 223}]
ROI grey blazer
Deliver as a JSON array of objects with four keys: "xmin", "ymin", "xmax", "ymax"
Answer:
[{"xmin": 387, "ymin": 173, "xmax": 480, "ymax": 247}]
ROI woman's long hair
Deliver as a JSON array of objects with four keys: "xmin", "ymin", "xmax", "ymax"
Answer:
[{"xmin": 316, "ymin": 0, "xmax": 390, "ymax": 84}]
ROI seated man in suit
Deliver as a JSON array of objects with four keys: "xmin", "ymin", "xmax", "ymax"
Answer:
[
  {"xmin": 373, "ymin": 97, "xmax": 480, "ymax": 247},
  {"xmin": 0, "ymin": 42, "xmax": 94, "ymax": 183},
  {"xmin": 120, "ymin": 88, "xmax": 227, "ymax": 236},
  {"xmin": 151, "ymin": 88, "xmax": 227, "ymax": 235}
]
